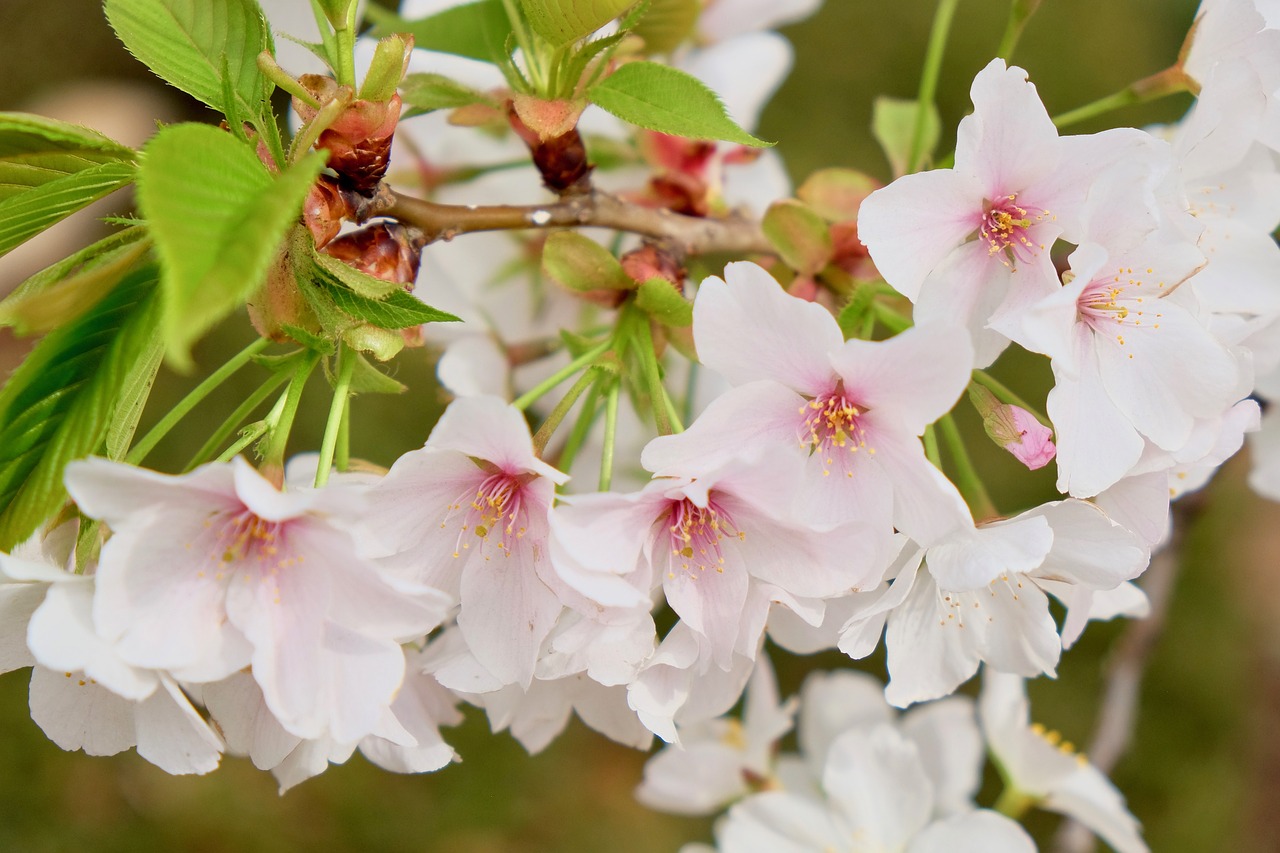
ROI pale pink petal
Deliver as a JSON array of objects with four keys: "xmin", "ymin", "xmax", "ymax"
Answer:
[
  {"xmin": 797, "ymin": 670, "xmax": 894, "ymax": 769},
  {"xmin": 1028, "ymin": 500, "xmax": 1148, "ymax": 588},
  {"xmin": 457, "ymin": 546, "xmax": 563, "ymax": 687},
  {"xmin": 823, "ymin": 725, "xmax": 932, "ymax": 848},
  {"xmin": 201, "ymin": 671, "xmax": 302, "ymax": 770},
  {"xmin": 29, "ymin": 665, "xmax": 136, "ymax": 756},
  {"xmin": 0, "ymin": 583, "xmax": 45, "ymax": 671},
  {"xmin": 661, "ymin": 537, "xmax": 752, "ymax": 670},
  {"xmin": 65, "ymin": 457, "xmax": 238, "ymax": 527},
  {"xmin": 925, "ymin": 514, "xmax": 1052, "ymax": 592},
  {"xmin": 906, "ymin": 810, "xmax": 1037, "ymax": 853},
  {"xmin": 1047, "ymin": 350, "xmax": 1146, "ymax": 498},
  {"xmin": 692, "ymin": 262, "xmax": 843, "ymax": 394},
  {"xmin": 914, "ymin": 242, "xmax": 1015, "ymax": 370},
  {"xmin": 134, "ymin": 676, "xmax": 223, "ymax": 775},
  {"xmin": 862, "ymin": 421, "xmax": 971, "ymax": 546},
  {"xmin": 883, "ymin": 570, "xmax": 984, "ymax": 707},
  {"xmin": 976, "ymin": 576, "xmax": 1060, "ymax": 678},
  {"xmin": 427, "ymin": 395, "xmax": 568, "ymax": 483},
  {"xmin": 955, "ymin": 59, "xmax": 1059, "ymax": 197}
]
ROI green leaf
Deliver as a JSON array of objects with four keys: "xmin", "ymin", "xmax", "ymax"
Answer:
[
  {"xmin": 542, "ymin": 231, "xmax": 633, "ymax": 292},
  {"xmin": 631, "ymin": 0, "xmax": 698, "ymax": 54},
  {"xmin": 872, "ymin": 96, "xmax": 939, "ymax": 178},
  {"xmin": 0, "ymin": 113, "xmax": 135, "ymax": 203},
  {"xmin": 634, "ymin": 277, "xmax": 691, "ymax": 326},
  {"xmin": 138, "ymin": 123, "xmax": 326, "ymax": 370},
  {"xmin": 349, "ymin": 353, "xmax": 407, "ymax": 394},
  {"xmin": 0, "ymin": 235, "xmax": 151, "ymax": 334},
  {"xmin": 0, "ymin": 267, "xmax": 160, "ymax": 550},
  {"xmin": 310, "ymin": 245, "xmax": 405, "ymax": 300},
  {"xmin": 317, "ymin": 280, "xmax": 460, "ymax": 330},
  {"xmin": 588, "ymin": 61, "xmax": 770, "ymax": 146},
  {"xmin": 0, "ymin": 162, "xmax": 136, "ymax": 260},
  {"xmin": 104, "ymin": 0, "xmax": 272, "ymax": 118},
  {"xmin": 368, "ymin": 1, "xmax": 512, "ymax": 64},
  {"xmin": 106, "ymin": 332, "xmax": 165, "ymax": 460},
  {"xmin": 360, "ymin": 33, "xmax": 413, "ymax": 102},
  {"xmin": 400, "ymin": 73, "xmax": 499, "ymax": 116},
  {"xmin": 519, "ymin": 0, "xmax": 636, "ymax": 46}
]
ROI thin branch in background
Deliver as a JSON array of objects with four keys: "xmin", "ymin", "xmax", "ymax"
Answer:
[{"xmin": 1051, "ymin": 496, "xmax": 1202, "ymax": 853}]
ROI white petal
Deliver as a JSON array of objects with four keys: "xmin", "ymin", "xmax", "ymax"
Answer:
[
  {"xmin": 906, "ymin": 810, "xmax": 1037, "ymax": 853},
  {"xmin": 29, "ymin": 666, "xmax": 136, "ymax": 757},
  {"xmin": 823, "ymin": 726, "xmax": 933, "ymax": 848},
  {"xmin": 134, "ymin": 676, "xmax": 223, "ymax": 775}
]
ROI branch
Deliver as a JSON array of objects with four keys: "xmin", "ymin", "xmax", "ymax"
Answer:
[
  {"xmin": 1050, "ymin": 496, "xmax": 1201, "ymax": 853},
  {"xmin": 375, "ymin": 187, "xmax": 774, "ymax": 257}
]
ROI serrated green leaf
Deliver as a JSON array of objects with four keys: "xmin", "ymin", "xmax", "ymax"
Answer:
[
  {"xmin": 104, "ymin": 0, "xmax": 271, "ymax": 118},
  {"xmin": 319, "ymin": 280, "xmax": 460, "ymax": 330},
  {"xmin": 310, "ymin": 243, "xmax": 406, "ymax": 300},
  {"xmin": 349, "ymin": 353, "xmax": 407, "ymax": 394},
  {"xmin": 635, "ymin": 277, "xmax": 691, "ymax": 326},
  {"xmin": 400, "ymin": 73, "xmax": 498, "ymax": 116},
  {"xmin": 0, "ymin": 267, "xmax": 160, "ymax": 550},
  {"xmin": 368, "ymin": 1, "xmax": 512, "ymax": 63},
  {"xmin": 138, "ymin": 123, "xmax": 326, "ymax": 370},
  {"xmin": 872, "ymin": 96, "xmax": 939, "ymax": 178},
  {"xmin": 0, "ymin": 113, "xmax": 135, "ymax": 203},
  {"xmin": 0, "ymin": 161, "xmax": 136, "ymax": 260},
  {"xmin": 631, "ymin": 0, "xmax": 698, "ymax": 54},
  {"xmin": 519, "ymin": 0, "xmax": 636, "ymax": 46},
  {"xmin": 588, "ymin": 61, "xmax": 770, "ymax": 146},
  {"xmin": 0, "ymin": 237, "xmax": 151, "ymax": 334}
]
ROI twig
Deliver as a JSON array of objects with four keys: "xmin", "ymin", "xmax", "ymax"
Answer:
[
  {"xmin": 376, "ymin": 188, "xmax": 773, "ymax": 257},
  {"xmin": 1051, "ymin": 496, "xmax": 1201, "ymax": 853}
]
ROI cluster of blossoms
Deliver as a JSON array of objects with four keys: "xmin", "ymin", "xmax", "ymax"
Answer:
[{"xmin": 3, "ymin": 0, "xmax": 1280, "ymax": 849}]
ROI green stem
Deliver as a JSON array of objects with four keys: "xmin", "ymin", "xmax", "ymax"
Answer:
[
  {"xmin": 513, "ymin": 337, "xmax": 613, "ymax": 411},
  {"xmin": 261, "ymin": 351, "xmax": 321, "ymax": 482},
  {"xmin": 333, "ymin": 2, "xmax": 359, "ymax": 89},
  {"xmin": 599, "ymin": 382, "xmax": 620, "ymax": 492},
  {"xmin": 532, "ymin": 368, "xmax": 598, "ymax": 456},
  {"xmin": 871, "ymin": 301, "xmax": 913, "ymax": 334},
  {"xmin": 556, "ymin": 384, "xmax": 602, "ymax": 477},
  {"xmin": 924, "ymin": 424, "xmax": 942, "ymax": 469},
  {"xmin": 909, "ymin": 0, "xmax": 962, "ymax": 173},
  {"xmin": 314, "ymin": 345, "xmax": 356, "ymax": 488},
  {"xmin": 996, "ymin": 0, "xmax": 1042, "ymax": 61},
  {"xmin": 502, "ymin": 0, "xmax": 544, "ymax": 92},
  {"xmin": 970, "ymin": 370, "xmax": 1050, "ymax": 428},
  {"xmin": 633, "ymin": 318, "xmax": 672, "ymax": 436},
  {"xmin": 661, "ymin": 384, "xmax": 685, "ymax": 434},
  {"xmin": 126, "ymin": 338, "xmax": 270, "ymax": 466},
  {"xmin": 217, "ymin": 421, "xmax": 270, "ymax": 464},
  {"xmin": 681, "ymin": 361, "xmax": 700, "ymax": 428},
  {"xmin": 336, "ymin": 400, "xmax": 351, "ymax": 472},
  {"xmin": 994, "ymin": 786, "xmax": 1037, "ymax": 820},
  {"xmin": 938, "ymin": 414, "xmax": 998, "ymax": 520},
  {"xmin": 183, "ymin": 368, "xmax": 293, "ymax": 472},
  {"xmin": 1052, "ymin": 65, "xmax": 1193, "ymax": 129}
]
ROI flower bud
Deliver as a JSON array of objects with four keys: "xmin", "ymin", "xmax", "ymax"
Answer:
[{"xmin": 969, "ymin": 385, "xmax": 1056, "ymax": 470}]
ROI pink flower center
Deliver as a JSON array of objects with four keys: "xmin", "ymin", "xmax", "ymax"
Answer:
[
  {"xmin": 979, "ymin": 194, "xmax": 1050, "ymax": 263},
  {"xmin": 800, "ymin": 390, "xmax": 873, "ymax": 476},
  {"xmin": 1076, "ymin": 265, "xmax": 1163, "ymax": 354},
  {"xmin": 200, "ymin": 510, "xmax": 302, "ymax": 603},
  {"xmin": 445, "ymin": 471, "xmax": 532, "ymax": 559},
  {"xmin": 664, "ymin": 495, "xmax": 743, "ymax": 579}
]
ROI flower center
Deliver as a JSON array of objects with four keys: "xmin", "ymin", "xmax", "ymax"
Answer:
[
  {"xmin": 979, "ymin": 194, "xmax": 1050, "ymax": 264},
  {"xmin": 215, "ymin": 511, "xmax": 289, "ymax": 565},
  {"xmin": 665, "ymin": 495, "xmax": 743, "ymax": 579},
  {"xmin": 445, "ymin": 472, "xmax": 530, "ymax": 559},
  {"xmin": 800, "ymin": 390, "xmax": 873, "ymax": 477},
  {"xmin": 1076, "ymin": 265, "xmax": 1163, "ymax": 355}
]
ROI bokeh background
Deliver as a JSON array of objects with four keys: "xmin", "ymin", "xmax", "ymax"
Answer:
[{"xmin": 2, "ymin": 1, "xmax": 1279, "ymax": 850}]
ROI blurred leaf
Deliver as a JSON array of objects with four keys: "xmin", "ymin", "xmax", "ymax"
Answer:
[
  {"xmin": 401, "ymin": 73, "xmax": 499, "ymax": 116},
  {"xmin": 762, "ymin": 199, "xmax": 832, "ymax": 276},
  {"xmin": 0, "ymin": 161, "xmax": 136, "ymax": 259},
  {"xmin": 519, "ymin": 0, "xmax": 636, "ymax": 46},
  {"xmin": 137, "ymin": 123, "xmax": 326, "ymax": 370},
  {"xmin": 542, "ymin": 231, "xmax": 633, "ymax": 292},
  {"xmin": 796, "ymin": 168, "xmax": 879, "ymax": 222},
  {"xmin": 368, "ymin": 1, "xmax": 512, "ymax": 63},
  {"xmin": 0, "ymin": 113, "xmax": 135, "ymax": 203},
  {"xmin": 104, "ymin": 0, "xmax": 273, "ymax": 119},
  {"xmin": 588, "ymin": 61, "xmax": 771, "ymax": 146},
  {"xmin": 631, "ymin": 0, "xmax": 698, "ymax": 54},
  {"xmin": 872, "ymin": 96, "xmax": 939, "ymax": 177},
  {"xmin": 0, "ymin": 267, "xmax": 160, "ymax": 550}
]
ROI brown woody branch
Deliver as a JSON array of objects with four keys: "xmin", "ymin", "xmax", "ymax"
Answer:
[{"xmin": 367, "ymin": 187, "xmax": 773, "ymax": 257}]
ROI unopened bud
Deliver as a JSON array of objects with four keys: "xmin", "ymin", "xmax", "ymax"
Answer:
[
  {"xmin": 969, "ymin": 385, "xmax": 1056, "ymax": 470},
  {"xmin": 324, "ymin": 221, "xmax": 421, "ymax": 285}
]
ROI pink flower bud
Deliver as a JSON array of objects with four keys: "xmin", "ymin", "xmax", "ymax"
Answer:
[{"xmin": 1002, "ymin": 406, "xmax": 1056, "ymax": 470}]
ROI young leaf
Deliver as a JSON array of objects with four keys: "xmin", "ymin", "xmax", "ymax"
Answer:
[
  {"xmin": 368, "ymin": 1, "xmax": 512, "ymax": 64},
  {"xmin": 631, "ymin": 0, "xmax": 698, "ymax": 54},
  {"xmin": 0, "ymin": 267, "xmax": 160, "ymax": 550},
  {"xmin": 588, "ymin": 61, "xmax": 770, "ymax": 146},
  {"xmin": 0, "ymin": 162, "xmax": 137, "ymax": 259},
  {"xmin": 542, "ymin": 231, "xmax": 633, "ymax": 292},
  {"xmin": 316, "ymin": 280, "xmax": 460, "ymax": 330},
  {"xmin": 137, "ymin": 123, "xmax": 326, "ymax": 370},
  {"xmin": 104, "ymin": 0, "xmax": 272, "ymax": 118},
  {"xmin": 872, "ymin": 96, "xmax": 940, "ymax": 177},
  {"xmin": 309, "ymin": 245, "xmax": 405, "ymax": 300},
  {"xmin": 349, "ymin": 353, "xmax": 407, "ymax": 395},
  {"xmin": 106, "ymin": 333, "xmax": 165, "ymax": 460},
  {"xmin": 0, "ymin": 236, "xmax": 151, "ymax": 334},
  {"xmin": 0, "ymin": 113, "xmax": 135, "ymax": 202},
  {"xmin": 518, "ymin": 0, "xmax": 637, "ymax": 46},
  {"xmin": 635, "ymin": 277, "xmax": 692, "ymax": 326},
  {"xmin": 762, "ymin": 199, "xmax": 833, "ymax": 277},
  {"xmin": 400, "ymin": 73, "xmax": 499, "ymax": 116}
]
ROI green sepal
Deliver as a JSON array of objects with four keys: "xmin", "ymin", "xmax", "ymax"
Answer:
[
  {"xmin": 634, "ymin": 277, "xmax": 692, "ymax": 327},
  {"xmin": 349, "ymin": 354, "xmax": 408, "ymax": 394},
  {"xmin": 588, "ymin": 60, "xmax": 770, "ymax": 146},
  {"xmin": 360, "ymin": 33, "xmax": 413, "ymax": 102}
]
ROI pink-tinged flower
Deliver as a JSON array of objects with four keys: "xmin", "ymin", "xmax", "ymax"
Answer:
[
  {"xmin": 858, "ymin": 59, "xmax": 1164, "ymax": 366},
  {"xmin": 653, "ymin": 261, "xmax": 972, "ymax": 546},
  {"xmin": 970, "ymin": 387, "xmax": 1056, "ymax": 470},
  {"xmin": 1002, "ymin": 222, "xmax": 1247, "ymax": 498},
  {"xmin": 981, "ymin": 672, "xmax": 1150, "ymax": 853},
  {"xmin": 364, "ymin": 395, "xmax": 569, "ymax": 689},
  {"xmin": 553, "ymin": 446, "xmax": 886, "ymax": 672},
  {"xmin": 841, "ymin": 500, "xmax": 1148, "ymax": 707},
  {"xmin": 64, "ymin": 457, "xmax": 448, "ymax": 743}
]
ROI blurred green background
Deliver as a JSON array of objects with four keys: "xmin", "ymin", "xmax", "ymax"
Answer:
[{"xmin": 4, "ymin": 1, "xmax": 1280, "ymax": 851}]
